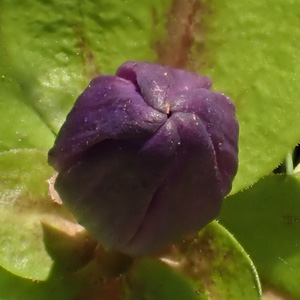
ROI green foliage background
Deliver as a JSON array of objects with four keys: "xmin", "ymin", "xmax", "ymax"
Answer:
[{"xmin": 0, "ymin": 0, "xmax": 300, "ymax": 299}]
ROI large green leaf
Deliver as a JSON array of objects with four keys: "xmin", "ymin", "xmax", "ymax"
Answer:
[
  {"xmin": 3, "ymin": 0, "xmax": 300, "ymax": 191},
  {"xmin": 126, "ymin": 222, "xmax": 261, "ymax": 300},
  {"xmin": 0, "ymin": 0, "xmax": 171, "ymax": 133},
  {"xmin": 219, "ymin": 175, "xmax": 300, "ymax": 299},
  {"xmin": 0, "ymin": 36, "xmax": 54, "ymax": 151},
  {"xmin": 201, "ymin": 1, "xmax": 300, "ymax": 193},
  {"xmin": 0, "ymin": 222, "xmax": 261, "ymax": 300},
  {"xmin": 0, "ymin": 149, "xmax": 96, "ymax": 280},
  {"xmin": 157, "ymin": 0, "xmax": 300, "ymax": 193},
  {"xmin": 0, "ymin": 265, "xmax": 78, "ymax": 300}
]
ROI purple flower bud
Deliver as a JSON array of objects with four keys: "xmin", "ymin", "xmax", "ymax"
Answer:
[{"xmin": 48, "ymin": 61, "xmax": 239, "ymax": 256}]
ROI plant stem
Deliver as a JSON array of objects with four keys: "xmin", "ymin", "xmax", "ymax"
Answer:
[{"xmin": 285, "ymin": 150, "xmax": 294, "ymax": 175}]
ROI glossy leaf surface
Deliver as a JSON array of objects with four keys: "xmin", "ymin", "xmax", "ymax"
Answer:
[
  {"xmin": 0, "ymin": 36, "xmax": 54, "ymax": 151},
  {"xmin": 220, "ymin": 175, "xmax": 300, "ymax": 299},
  {"xmin": 127, "ymin": 222, "xmax": 261, "ymax": 300},
  {"xmin": 0, "ymin": 0, "xmax": 171, "ymax": 133},
  {"xmin": 0, "ymin": 150, "xmax": 96, "ymax": 280},
  {"xmin": 158, "ymin": 0, "xmax": 300, "ymax": 193}
]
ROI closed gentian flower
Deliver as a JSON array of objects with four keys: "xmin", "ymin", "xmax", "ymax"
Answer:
[{"xmin": 48, "ymin": 61, "xmax": 239, "ymax": 256}]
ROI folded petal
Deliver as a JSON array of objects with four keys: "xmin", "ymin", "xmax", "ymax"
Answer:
[
  {"xmin": 124, "ymin": 112, "xmax": 222, "ymax": 254},
  {"xmin": 49, "ymin": 75, "xmax": 166, "ymax": 171},
  {"xmin": 116, "ymin": 61, "xmax": 212, "ymax": 114},
  {"xmin": 54, "ymin": 119, "xmax": 180, "ymax": 250},
  {"xmin": 171, "ymin": 89, "xmax": 239, "ymax": 196}
]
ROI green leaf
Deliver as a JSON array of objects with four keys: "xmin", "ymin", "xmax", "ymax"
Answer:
[
  {"xmin": 219, "ymin": 175, "xmax": 300, "ymax": 299},
  {"xmin": 0, "ymin": 254, "xmax": 119, "ymax": 300},
  {"xmin": 4, "ymin": 0, "xmax": 297, "ymax": 192},
  {"xmin": 0, "ymin": 36, "xmax": 54, "ymax": 152},
  {"xmin": 0, "ymin": 247, "xmax": 132, "ymax": 300},
  {"xmin": 126, "ymin": 222, "xmax": 261, "ymax": 300},
  {"xmin": 0, "ymin": 0, "xmax": 171, "ymax": 133},
  {"xmin": 157, "ymin": 0, "xmax": 300, "ymax": 193},
  {"xmin": 0, "ymin": 265, "xmax": 78, "ymax": 300},
  {"xmin": 125, "ymin": 257, "xmax": 204, "ymax": 300},
  {"xmin": 201, "ymin": 0, "xmax": 300, "ymax": 193},
  {"xmin": 0, "ymin": 149, "xmax": 96, "ymax": 280},
  {"xmin": 0, "ymin": 222, "xmax": 261, "ymax": 300}
]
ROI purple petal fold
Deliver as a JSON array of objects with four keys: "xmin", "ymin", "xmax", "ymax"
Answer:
[
  {"xmin": 116, "ymin": 61, "xmax": 212, "ymax": 113},
  {"xmin": 49, "ymin": 75, "xmax": 166, "ymax": 171}
]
